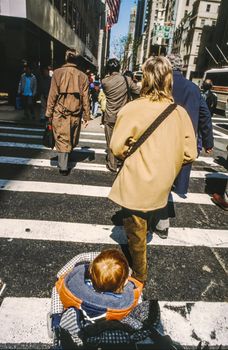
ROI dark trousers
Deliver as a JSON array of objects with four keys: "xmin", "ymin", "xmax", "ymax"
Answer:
[
  {"xmin": 22, "ymin": 95, "xmax": 34, "ymax": 119},
  {"xmin": 104, "ymin": 121, "xmax": 117, "ymax": 171}
]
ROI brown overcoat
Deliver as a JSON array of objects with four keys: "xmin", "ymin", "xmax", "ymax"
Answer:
[
  {"xmin": 46, "ymin": 63, "xmax": 90, "ymax": 153},
  {"xmin": 109, "ymin": 98, "xmax": 197, "ymax": 211}
]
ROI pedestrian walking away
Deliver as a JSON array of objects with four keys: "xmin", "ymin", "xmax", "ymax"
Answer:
[
  {"xmin": 152, "ymin": 53, "xmax": 214, "ymax": 239},
  {"xmin": 18, "ymin": 65, "xmax": 37, "ymax": 119},
  {"xmin": 201, "ymin": 79, "xmax": 218, "ymax": 117},
  {"xmin": 168, "ymin": 53, "xmax": 214, "ymax": 193},
  {"xmin": 45, "ymin": 49, "xmax": 91, "ymax": 176},
  {"xmin": 108, "ymin": 56, "xmax": 197, "ymax": 283},
  {"xmin": 102, "ymin": 58, "xmax": 140, "ymax": 173},
  {"xmin": 90, "ymin": 76, "xmax": 101, "ymax": 118}
]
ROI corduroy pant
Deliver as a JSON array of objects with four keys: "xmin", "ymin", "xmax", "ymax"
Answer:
[
  {"xmin": 123, "ymin": 205, "xmax": 169, "ymax": 283},
  {"xmin": 123, "ymin": 209, "xmax": 149, "ymax": 283}
]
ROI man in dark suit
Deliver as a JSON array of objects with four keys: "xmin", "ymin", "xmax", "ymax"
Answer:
[{"xmin": 153, "ymin": 54, "xmax": 214, "ymax": 239}]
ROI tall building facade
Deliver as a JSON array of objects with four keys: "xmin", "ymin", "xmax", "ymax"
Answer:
[
  {"xmin": 0, "ymin": 0, "xmax": 113, "ymax": 102},
  {"xmin": 134, "ymin": 0, "xmax": 169, "ymax": 70},
  {"xmin": 133, "ymin": 0, "xmax": 151, "ymax": 69},
  {"xmin": 165, "ymin": 0, "xmax": 194, "ymax": 53},
  {"xmin": 144, "ymin": 0, "xmax": 167, "ymax": 58},
  {"xmin": 134, "ymin": 0, "xmax": 147, "ymax": 43},
  {"xmin": 184, "ymin": 0, "xmax": 221, "ymax": 78},
  {"xmin": 123, "ymin": 5, "xmax": 137, "ymax": 71},
  {"xmin": 194, "ymin": 0, "xmax": 227, "ymax": 76}
]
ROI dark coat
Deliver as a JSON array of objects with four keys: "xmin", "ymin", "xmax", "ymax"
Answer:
[
  {"xmin": 173, "ymin": 71, "xmax": 214, "ymax": 194},
  {"xmin": 202, "ymin": 89, "xmax": 218, "ymax": 116}
]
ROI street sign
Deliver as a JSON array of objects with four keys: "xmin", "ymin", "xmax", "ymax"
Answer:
[{"xmin": 155, "ymin": 25, "xmax": 170, "ymax": 39}]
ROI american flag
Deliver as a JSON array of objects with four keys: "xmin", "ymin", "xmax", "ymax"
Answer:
[{"xmin": 106, "ymin": 0, "xmax": 121, "ymax": 27}]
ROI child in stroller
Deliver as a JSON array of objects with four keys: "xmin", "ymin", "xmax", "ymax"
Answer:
[{"xmin": 48, "ymin": 249, "xmax": 182, "ymax": 350}]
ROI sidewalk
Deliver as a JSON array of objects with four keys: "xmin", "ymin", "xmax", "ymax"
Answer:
[{"xmin": 0, "ymin": 103, "xmax": 104, "ymax": 133}]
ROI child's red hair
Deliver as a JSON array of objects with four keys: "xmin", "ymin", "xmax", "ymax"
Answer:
[{"xmin": 89, "ymin": 249, "xmax": 129, "ymax": 293}]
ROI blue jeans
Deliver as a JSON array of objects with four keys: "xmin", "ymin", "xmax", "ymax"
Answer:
[{"xmin": 92, "ymin": 101, "xmax": 99, "ymax": 117}]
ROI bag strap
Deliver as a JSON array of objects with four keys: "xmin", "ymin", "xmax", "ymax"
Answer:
[
  {"xmin": 123, "ymin": 75, "xmax": 131, "ymax": 102},
  {"xmin": 125, "ymin": 103, "xmax": 177, "ymax": 160}
]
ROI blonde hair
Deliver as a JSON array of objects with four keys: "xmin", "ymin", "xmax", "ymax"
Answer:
[
  {"xmin": 89, "ymin": 249, "xmax": 129, "ymax": 293},
  {"xmin": 141, "ymin": 56, "xmax": 173, "ymax": 102}
]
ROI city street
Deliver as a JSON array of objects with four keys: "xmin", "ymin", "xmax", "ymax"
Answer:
[{"xmin": 0, "ymin": 113, "xmax": 227, "ymax": 349}]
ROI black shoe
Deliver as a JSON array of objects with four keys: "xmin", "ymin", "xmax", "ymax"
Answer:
[
  {"xmin": 154, "ymin": 228, "xmax": 169, "ymax": 239},
  {"xmin": 59, "ymin": 169, "xmax": 69, "ymax": 176}
]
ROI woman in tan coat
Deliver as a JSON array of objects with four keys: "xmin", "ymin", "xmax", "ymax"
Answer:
[
  {"xmin": 46, "ymin": 49, "xmax": 90, "ymax": 175},
  {"xmin": 109, "ymin": 56, "xmax": 197, "ymax": 283}
]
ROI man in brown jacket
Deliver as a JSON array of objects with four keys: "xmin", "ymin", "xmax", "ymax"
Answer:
[
  {"xmin": 102, "ymin": 59, "xmax": 140, "ymax": 172},
  {"xmin": 46, "ymin": 49, "xmax": 90, "ymax": 175}
]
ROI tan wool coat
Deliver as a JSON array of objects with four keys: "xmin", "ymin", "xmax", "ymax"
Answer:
[
  {"xmin": 109, "ymin": 98, "xmax": 197, "ymax": 212},
  {"xmin": 46, "ymin": 63, "xmax": 90, "ymax": 153}
]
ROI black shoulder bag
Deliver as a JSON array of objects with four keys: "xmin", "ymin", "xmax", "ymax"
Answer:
[
  {"xmin": 117, "ymin": 103, "xmax": 177, "ymax": 174},
  {"xmin": 42, "ymin": 120, "xmax": 55, "ymax": 149}
]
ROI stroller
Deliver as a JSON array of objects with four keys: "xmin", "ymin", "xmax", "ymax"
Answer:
[{"xmin": 47, "ymin": 252, "xmax": 184, "ymax": 350}]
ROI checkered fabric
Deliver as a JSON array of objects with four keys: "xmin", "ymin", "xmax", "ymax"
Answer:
[
  {"xmin": 60, "ymin": 308, "xmax": 83, "ymax": 347},
  {"xmin": 86, "ymin": 329, "xmax": 131, "ymax": 345},
  {"xmin": 57, "ymin": 251, "xmax": 100, "ymax": 278},
  {"xmin": 51, "ymin": 286, "xmax": 64, "ymax": 315}
]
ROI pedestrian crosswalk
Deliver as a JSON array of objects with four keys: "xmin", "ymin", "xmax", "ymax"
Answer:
[
  {"xmin": 1, "ymin": 219, "xmax": 228, "ymax": 247},
  {"xmin": 0, "ymin": 122, "xmax": 227, "ymax": 349}
]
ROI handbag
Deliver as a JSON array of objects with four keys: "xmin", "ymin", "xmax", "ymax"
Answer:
[
  {"xmin": 117, "ymin": 103, "xmax": 177, "ymax": 174},
  {"xmin": 43, "ymin": 121, "xmax": 55, "ymax": 149}
]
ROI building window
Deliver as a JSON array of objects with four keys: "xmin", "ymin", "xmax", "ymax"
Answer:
[
  {"xmin": 197, "ymin": 32, "xmax": 202, "ymax": 41},
  {"xmin": 212, "ymin": 20, "xmax": 216, "ymax": 26},
  {"xmin": 186, "ymin": 0, "xmax": 190, "ymax": 5},
  {"xmin": 194, "ymin": 57, "xmax": 197, "ymax": 64},
  {"xmin": 201, "ymin": 19, "xmax": 205, "ymax": 26},
  {"xmin": 206, "ymin": 4, "xmax": 211, "ymax": 12}
]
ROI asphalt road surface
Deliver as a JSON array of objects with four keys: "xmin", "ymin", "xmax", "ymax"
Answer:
[{"xmin": 0, "ymin": 118, "xmax": 227, "ymax": 349}]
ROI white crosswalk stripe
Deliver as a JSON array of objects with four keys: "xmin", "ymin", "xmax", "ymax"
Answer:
[
  {"xmin": 0, "ymin": 141, "xmax": 106, "ymax": 153},
  {"xmin": 0, "ymin": 133, "xmax": 107, "ymax": 145},
  {"xmin": 0, "ymin": 132, "xmax": 107, "ymax": 143},
  {"xmin": 0, "ymin": 126, "xmax": 105, "ymax": 137},
  {"xmin": 0, "ymin": 123, "xmax": 227, "ymax": 348},
  {"xmin": 0, "ymin": 298, "xmax": 227, "ymax": 346},
  {"xmin": 1, "ymin": 156, "xmax": 228, "ymax": 178},
  {"xmin": 0, "ymin": 178, "xmax": 216, "ymax": 204},
  {"xmin": 0, "ymin": 219, "xmax": 227, "ymax": 247}
]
